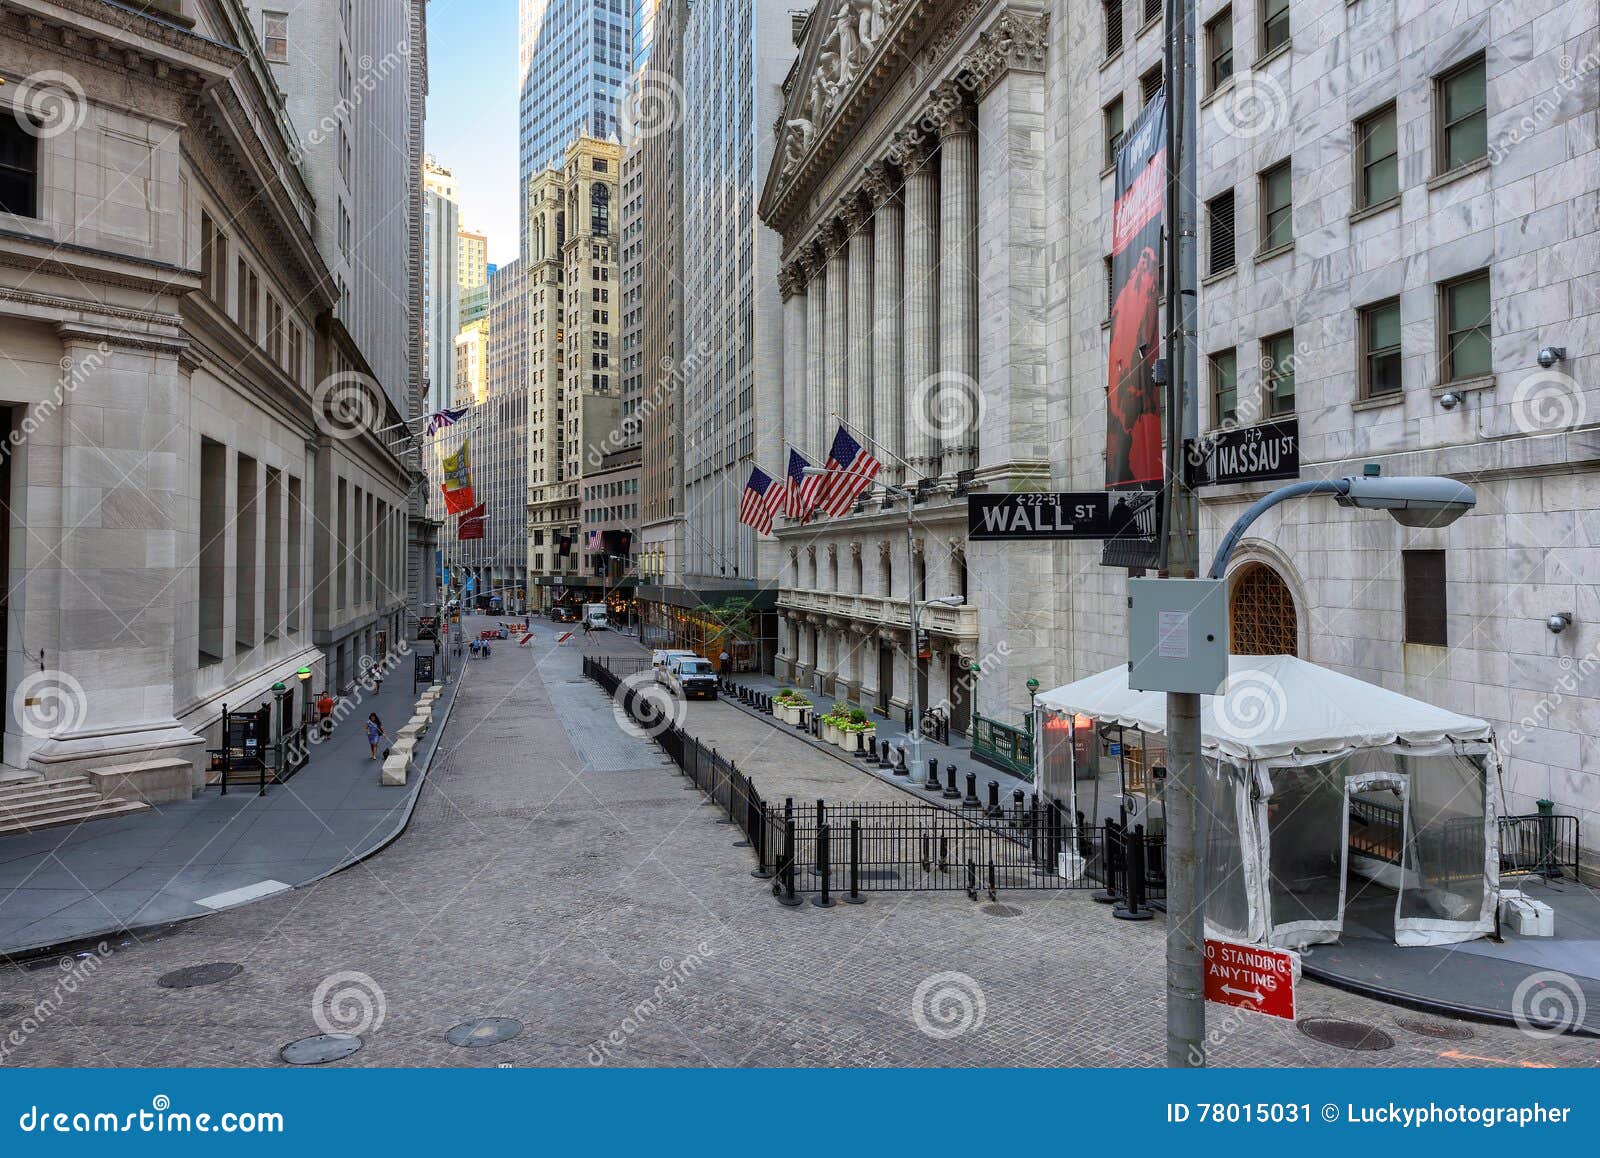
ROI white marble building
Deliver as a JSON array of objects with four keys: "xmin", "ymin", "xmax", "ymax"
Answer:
[
  {"xmin": 0, "ymin": 0, "xmax": 413, "ymax": 799},
  {"xmin": 766, "ymin": 0, "xmax": 1599, "ymax": 865}
]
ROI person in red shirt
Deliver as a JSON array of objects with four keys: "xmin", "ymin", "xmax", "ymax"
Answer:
[{"xmin": 316, "ymin": 692, "xmax": 336, "ymax": 736}]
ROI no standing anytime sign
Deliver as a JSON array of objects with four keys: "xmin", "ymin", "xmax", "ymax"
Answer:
[{"xmin": 1203, "ymin": 938, "xmax": 1297, "ymax": 1021}]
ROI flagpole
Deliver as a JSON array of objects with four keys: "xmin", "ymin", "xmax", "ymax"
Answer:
[{"xmin": 828, "ymin": 412, "xmax": 927, "ymax": 482}]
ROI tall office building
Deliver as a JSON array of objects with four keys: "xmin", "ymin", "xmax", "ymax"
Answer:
[
  {"xmin": 518, "ymin": 0, "xmax": 634, "ymax": 251},
  {"xmin": 422, "ymin": 157, "xmax": 460, "ymax": 417},
  {"xmin": 458, "ymin": 228, "xmax": 489, "ymax": 297}
]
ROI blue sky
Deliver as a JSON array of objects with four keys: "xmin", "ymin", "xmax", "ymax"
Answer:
[{"xmin": 427, "ymin": 2, "xmax": 520, "ymax": 265}]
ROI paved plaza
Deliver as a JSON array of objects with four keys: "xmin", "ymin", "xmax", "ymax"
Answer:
[{"xmin": 0, "ymin": 620, "xmax": 1591, "ymax": 1068}]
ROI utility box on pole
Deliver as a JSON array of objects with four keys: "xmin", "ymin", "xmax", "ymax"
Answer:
[{"xmin": 1127, "ymin": 578, "xmax": 1229, "ymax": 694}]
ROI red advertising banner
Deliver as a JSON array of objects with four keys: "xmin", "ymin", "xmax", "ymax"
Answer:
[
  {"xmin": 1203, "ymin": 937, "xmax": 1296, "ymax": 1021},
  {"xmin": 1106, "ymin": 87, "xmax": 1167, "ymax": 490}
]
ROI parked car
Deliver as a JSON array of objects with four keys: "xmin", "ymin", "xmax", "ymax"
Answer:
[
  {"xmin": 550, "ymin": 606, "xmax": 577, "ymax": 623},
  {"xmin": 666, "ymin": 655, "xmax": 718, "ymax": 700},
  {"xmin": 652, "ymin": 649, "xmax": 699, "ymax": 683}
]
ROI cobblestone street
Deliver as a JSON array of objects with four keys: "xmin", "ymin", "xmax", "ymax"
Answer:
[{"xmin": 0, "ymin": 622, "xmax": 1592, "ymax": 1068}]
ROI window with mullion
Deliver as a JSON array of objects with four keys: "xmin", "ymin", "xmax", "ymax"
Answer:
[
  {"xmin": 1259, "ymin": 0, "xmax": 1290, "ymax": 56},
  {"xmin": 1360, "ymin": 298, "xmax": 1402, "ymax": 397},
  {"xmin": 1442, "ymin": 271, "xmax": 1491, "ymax": 382},
  {"xmin": 1210, "ymin": 349, "xmax": 1238, "ymax": 426},
  {"xmin": 1262, "ymin": 331, "xmax": 1295, "ymax": 416},
  {"xmin": 1207, "ymin": 9, "xmax": 1234, "ymax": 93},
  {"xmin": 1104, "ymin": 97, "xmax": 1125, "ymax": 168},
  {"xmin": 0, "ymin": 119, "xmax": 39, "ymax": 218},
  {"xmin": 1259, "ymin": 160, "xmax": 1293, "ymax": 252},
  {"xmin": 1207, "ymin": 189, "xmax": 1236, "ymax": 276},
  {"xmin": 1356, "ymin": 104, "xmax": 1398, "ymax": 208},
  {"xmin": 1438, "ymin": 56, "xmax": 1487, "ymax": 173}
]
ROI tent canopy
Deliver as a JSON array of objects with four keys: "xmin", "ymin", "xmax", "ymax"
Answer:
[{"xmin": 1035, "ymin": 654, "xmax": 1492, "ymax": 764}]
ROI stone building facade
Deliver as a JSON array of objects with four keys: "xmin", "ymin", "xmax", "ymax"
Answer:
[
  {"xmin": 0, "ymin": 0, "xmax": 412, "ymax": 794},
  {"xmin": 768, "ymin": 0, "xmax": 1600, "ymax": 854}
]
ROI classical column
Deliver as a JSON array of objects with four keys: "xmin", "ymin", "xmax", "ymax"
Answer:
[
  {"xmin": 779, "ymin": 262, "xmax": 806, "ymax": 477},
  {"xmin": 865, "ymin": 162, "xmax": 905, "ymax": 486},
  {"xmin": 843, "ymin": 193, "xmax": 875, "ymax": 454},
  {"xmin": 898, "ymin": 126, "xmax": 940, "ymax": 477},
  {"xmin": 801, "ymin": 244, "xmax": 826, "ymax": 462},
  {"xmin": 935, "ymin": 83, "xmax": 979, "ymax": 476},
  {"xmin": 822, "ymin": 217, "xmax": 850, "ymax": 439}
]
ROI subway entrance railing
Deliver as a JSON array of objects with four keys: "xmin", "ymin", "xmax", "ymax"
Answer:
[{"xmin": 582, "ymin": 654, "xmax": 1164, "ymax": 913}]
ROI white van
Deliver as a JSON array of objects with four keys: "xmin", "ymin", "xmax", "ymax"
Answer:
[
  {"xmin": 666, "ymin": 655, "xmax": 718, "ymax": 700},
  {"xmin": 583, "ymin": 603, "xmax": 609, "ymax": 630},
  {"xmin": 652, "ymin": 649, "xmax": 698, "ymax": 683}
]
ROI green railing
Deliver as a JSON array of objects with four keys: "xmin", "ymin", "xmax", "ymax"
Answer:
[{"xmin": 972, "ymin": 712, "xmax": 1034, "ymax": 781}]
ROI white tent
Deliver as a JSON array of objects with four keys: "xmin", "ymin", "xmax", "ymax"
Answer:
[{"xmin": 1035, "ymin": 656, "xmax": 1500, "ymax": 949}]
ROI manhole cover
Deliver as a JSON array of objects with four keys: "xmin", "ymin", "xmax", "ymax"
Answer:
[
  {"xmin": 280, "ymin": 1033, "xmax": 363, "ymax": 1065},
  {"xmin": 1395, "ymin": 1017, "xmax": 1474, "ymax": 1041},
  {"xmin": 157, "ymin": 963, "xmax": 243, "ymax": 989},
  {"xmin": 1297, "ymin": 1018, "xmax": 1394, "ymax": 1051},
  {"xmin": 982, "ymin": 903, "xmax": 1025, "ymax": 918},
  {"xmin": 446, "ymin": 1018, "xmax": 523, "ymax": 1048}
]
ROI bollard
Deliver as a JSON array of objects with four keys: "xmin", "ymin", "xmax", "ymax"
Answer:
[
  {"xmin": 920, "ymin": 832, "xmax": 932, "ymax": 871},
  {"xmin": 864, "ymin": 735, "xmax": 877, "ymax": 762},
  {"xmin": 985, "ymin": 779, "xmax": 1003, "ymax": 818},
  {"xmin": 813, "ymin": 823, "xmax": 836, "ymax": 908},
  {"xmin": 846, "ymin": 819, "xmax": 865, "ymax": 904},
  {"xmin": 943, "ymin": 763, "xmax": 961, "ymax": 799},
  {"xmin": 925, "ymin": 759, "xmax": 941, "ymax": 792},
  {"xmin": 965, "ymin": 858, "xmax": 978, "ymax": 901},
  {"xmin": 963, "ymin": 772, "xmax": 980, "ymax": 808},
  {"xmin": 1012, "ymin": 788, "xmax": 1025, "ymax": 826},
  {"xmin": 878, "ymin": 741, "xmax": 893, "ymax": 770},
  {"xmin": 894, "ymin": 745, "xmax": 909, "ymax": 776},
  {"xmin": 816, "ymin": 798, "xmax": 826, "ymax": 830},
  {"xmin": 1093, "ymin": 818, "xmax": 1123, "ymax": 904},
  {"xmin": 777, "ymin": 815, "xmax": 801, "ymax": 907},
  {"xmin": 988, "ymin": 862, "xmax": 998, "ymax": 903},
  {"xmin": 1114, "ymin": 824, "xmax": 1155, "ymax": 921},
  {"xmin": 938, "ymin": 834, "xmax": 949, "ymax": 871},
  {"xmin": 750, "ymin": 799, "xmax": 774, "ymax": 879}
]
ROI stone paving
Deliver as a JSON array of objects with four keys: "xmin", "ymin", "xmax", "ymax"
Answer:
[{"xmin": 0, "ymin": 620, "xmax": 1592, "ymax": 1068}]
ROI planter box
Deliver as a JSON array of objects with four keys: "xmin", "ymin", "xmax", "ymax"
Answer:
[{"xmin": 823, "ymin": 722, "xmax": 840, "ymax": 745}]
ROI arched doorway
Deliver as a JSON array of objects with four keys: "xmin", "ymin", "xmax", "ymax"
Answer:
[{"xmin": 1229, "ymin": 562, "xmax": 1298, "ymax": 655}]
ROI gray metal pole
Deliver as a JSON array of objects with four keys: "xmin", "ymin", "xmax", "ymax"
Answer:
[
  {"xmin": 906, "ymin": 494, "xmax": 922, "ymax": 775},
  {"xmin": 1164, "ymin": 0, "xmax": 1206, "ymax": 1068}
]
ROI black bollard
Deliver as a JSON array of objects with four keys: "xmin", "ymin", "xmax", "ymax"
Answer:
[
  {"xmin": 924, "ymin": 758, "xmax": 941, "ymax": 792},
  {"xmin": 813, "ymin": 823, "xmax": 836, "ymax": 908},
  {"xmin": 963, "ymin": 772, "xmax": 980, "ymax": 808},
  {"xmin": 1012, "ymin": 788, "xmax": 1025, "ymax": 826},
  {"xmin": 846, "ymin": 819, "xmax": 865, "ymax": 905},
  {"xmin": 777, "ymin": 815, "xmax": 801, "ymax": 907},
  {"xmin": 750, "ymin": 799, "xmax": 774, "ymax": 879},
  {"xmin": 942, "ymin": 763, "xmax": 961, "ymax": 800},
  {"xmin": 893, "ymin": 745, "xmax": 909, "ymax": 776},
  {"xmin": 985, "ymin": 779, "xmax": 1003, "ymax": 818},
  {"xmin": 878, "ymin": 741, "xmax": 893, "ymax": 770},
  {"xmin": 1114, "ymin": 824, "xmax": 1155, "ymax": 921}
]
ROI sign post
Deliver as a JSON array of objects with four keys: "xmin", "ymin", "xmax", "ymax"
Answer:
[{"xmin": 1203, "ymin": 938, "xmax": 1296, "ymax": 1022}]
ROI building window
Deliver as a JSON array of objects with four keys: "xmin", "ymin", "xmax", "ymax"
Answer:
[
  {"xmin": 1207, "ymin": 189, "xmax": 1235, "ymax": 276},
  {"xmin": 1210, "ymin": 348, "xmax": 1238, "ymax": 426},
  {"xmin": 263, "ymin": 11, "xmax": 289, "ymax": 63},
  {"xmin": 1403, "ymin": 549, "xmax": 1447, "ymax": 646},
  {"xmin": 1359, "ymin": 298, "xmax": 1402, "ymax": 397},
  {"xmin": 1140, "ymin": 66, "xmax": 1163, "ymax": 107},
  {"xmin": 1259, "ymin": 0, "xmax": 1289, "ymax": 57},
  {"xmin": 590, "ymin": 183, "xmax": 610, "ymax": 236},
  {"xmin": 1104, "ymin": 0, "xmax": 1124, "ymax": 58},
  {"xmin": 0, "ymin": 118, "xmax": 39, "ymax": 217},
  {"xmin": 1262, "ymin": 330, "xmax": 1295, "ymax": 416},
  {"xmin": 1207, "ymin": 8, "xmax": 1234, "ymax": 92},
  {"xmin": 1103, "ymin": 97, "xmax": 1125, "ymax": 169},
  {"xmin": 1440, "ymin": 270, "xmax": 1491, "ymax": 382},
  {"xmin": 1258, "ymin": 160, "xmax": 1293, "ymax": 252},
  {"xmin": 1143, "ymin": 0, "xmax": 1162, "ymax": 24},
  {"xmin": 1355, "ymin": 104, "xmax": 1399, "ymax": 209},
  {"xmin": 1436, "ymin": 55, "xmax": 1487, "ymax": 174}
]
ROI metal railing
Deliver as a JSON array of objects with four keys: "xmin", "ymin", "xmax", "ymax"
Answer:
[{"xmin": 971, "ymin": 712, "xmax": 1034, "ymax": 780}]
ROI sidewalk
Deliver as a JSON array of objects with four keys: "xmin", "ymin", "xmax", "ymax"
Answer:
[{"xmin": 0, "ymin": 649, "xmax": 463, "ymax": 958}]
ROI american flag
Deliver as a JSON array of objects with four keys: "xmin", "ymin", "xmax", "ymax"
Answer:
[
  {"xmin": 819, "ymin": 426, "xmax": 881, "ymax": 516},
  {"xmin": 424, "ymin": 406, "xmax": 468, "ymax": 436},
  {"xmin": 786, "ymin": 448, "xmax": 822, "ymax": 523},
  {"xmin": 738, "ymin": 466, "xmax": 784, "ymax": 535}
]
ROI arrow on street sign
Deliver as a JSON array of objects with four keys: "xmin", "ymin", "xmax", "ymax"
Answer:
[{"xmin": 1204, "ymin": 938, "xmax": 1296, "ymax": 1021}]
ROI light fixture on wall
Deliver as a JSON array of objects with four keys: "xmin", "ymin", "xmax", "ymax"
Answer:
[{"xmin": 1546, "ymin": 611, "xmax": 1573, "ymax": 634}]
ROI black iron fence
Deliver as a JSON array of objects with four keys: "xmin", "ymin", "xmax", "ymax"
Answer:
[{"xmin": 1500, "ymin": 812, "xmax": 1580, "ymax": 879}]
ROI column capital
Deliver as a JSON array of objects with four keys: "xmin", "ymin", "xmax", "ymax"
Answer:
[
  {"xmin": 838, "ymin": 190, "xmax": 872, "ymax": 234},
  {"xmin": 930, "ymin": 80, "xmax": 976, "ymax": 139},
  {"xmin": 779, "ymin": 263, "xmax": 806, "ymax": 299},
  {"xmin": 962, "ymin": 9, "xmax": 1051, "ymax": 97},
  {"xmin": 860, "ymin": 160, "xmax": 900, "ymax": 208},
  {"xmin": 818, "ymin": 216, "xmax": 850, "ymax": 258},
  {"xmin": 797, "ymin": 241, "xmax": 826, "ymax": 279},
  {"xmin": 888, "ymin": 123, "xmax": 937, "ymax": 170}
]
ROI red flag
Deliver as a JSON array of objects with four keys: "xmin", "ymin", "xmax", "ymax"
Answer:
[{"xmin": 457, "ymin": 502, "xmax": 486, "ymax": 539}]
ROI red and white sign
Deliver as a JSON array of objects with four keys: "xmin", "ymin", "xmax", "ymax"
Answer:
[{"xmin": 1203, "ymin": 938, "xmax": 1296, "ymax": 1021}]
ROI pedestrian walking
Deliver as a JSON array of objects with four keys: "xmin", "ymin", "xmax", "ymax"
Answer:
[
  {"xmin": 719, "ymin": 649, "xmax": 731, "ymax": 676},
  {"xmin": 317, "ymin": 691, "xmax": 335, "ymax": 736},
  {"xmin": 365, "ymin": 713, "xmax": 388, "ymax": 760}
]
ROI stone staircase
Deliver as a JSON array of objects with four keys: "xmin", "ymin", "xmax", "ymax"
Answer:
[{"xmin": 0, "ymin": 769, "xmax": 150, "ymax": 837}]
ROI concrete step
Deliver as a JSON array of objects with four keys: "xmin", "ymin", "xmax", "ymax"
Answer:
[
  {"xmin": 0, "ymin": 785, "xmax": 103, "ymax": 812},
  {"xmin": 0, "ymin": 798, "xmax": 149, "ymax": 837},
  {"xmin": 0, "ymin": 773, "xmax": 91, "ymax": 798}
]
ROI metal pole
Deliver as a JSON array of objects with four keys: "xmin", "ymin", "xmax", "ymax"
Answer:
[
  {"xmin": 1163, "ymin": 0, "xmax": 1206, "ymax": 1069},
  {"xmin": 906, "ymin": 493, "xmax": 923, "ymax": 778}
]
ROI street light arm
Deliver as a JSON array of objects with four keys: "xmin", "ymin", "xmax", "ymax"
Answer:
[{"xmin": 1207, "ymin": 479, "xmax": 1348, "ymax": 579}]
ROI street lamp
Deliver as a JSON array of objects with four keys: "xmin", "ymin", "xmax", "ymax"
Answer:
[{"xmin": 911, "ymin": 595, "xmax": 964, "ymax": 778}]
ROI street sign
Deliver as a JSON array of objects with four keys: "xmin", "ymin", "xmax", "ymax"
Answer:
[
  {"xmin": 967, "ymin": 491, "xmax": 1159, "ymax": 541},
  {"xmin": 1203, "ymin": 938, "xmax": 1296, "ymax": 1021},
  {"xmin": 1187, "ymin": 417, "xmax": 1299, "ymax": 487}
]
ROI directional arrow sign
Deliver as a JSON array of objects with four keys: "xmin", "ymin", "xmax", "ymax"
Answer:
[{"xmin": 1203, "ymin": 938, "xmax": 1296, "ymax": 1021}]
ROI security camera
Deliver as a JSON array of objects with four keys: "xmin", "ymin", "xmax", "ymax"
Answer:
[
  {"xmin": 1438, "ymin": 391, "xmax": 1463, "ymax": 410},
  {"xmin": 1537, "ymin": 346, "xmax": 1567, "ymax": 369},
  {"xmin": 1547, "ymin": 612, "xmax": 1573, "ymax": 634}
]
